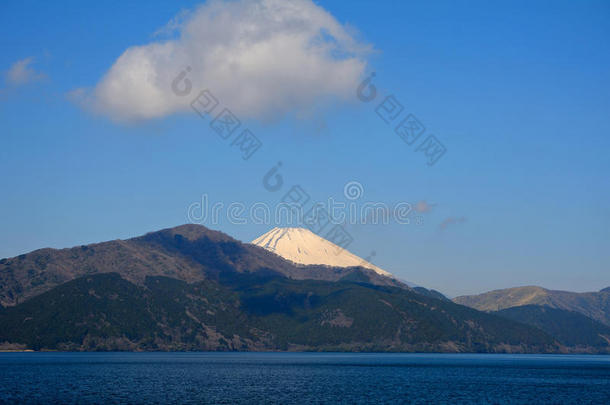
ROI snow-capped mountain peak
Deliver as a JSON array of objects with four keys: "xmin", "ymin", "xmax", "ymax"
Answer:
[{"xmin": 251, "ymin": 227, "xmax": 393, "ymax": 278}]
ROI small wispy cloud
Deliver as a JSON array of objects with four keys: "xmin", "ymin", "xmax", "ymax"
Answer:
[
  {"xmin": 439, "ymin": 216, "xmax": 467, "ymax": 230},
  {"xmin": 5, "ymin": 57, "xmax": 46, "ymax": 86},
  {"xmin": 413, "ymin": 200, "xmax": 436, "ymax": 213},
  {"xmin": 65, "ymin": 87, "xmax": 87, "ymax": 104}
]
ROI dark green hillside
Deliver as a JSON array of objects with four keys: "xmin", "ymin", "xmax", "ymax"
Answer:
[
  {"xmin": 0, "ymin": 273, "xmax": 559, "ymax": 353},
  {"xmin": 413, "ymin": 287, "xmax": 448, "ymax": 301},
  {"xmin": 0, "ymin": 273, "xmax": 255, "ymax": 351},
  {"xmin": 495, "ymin": 305, "xmax": 610, "ymax": 351}
]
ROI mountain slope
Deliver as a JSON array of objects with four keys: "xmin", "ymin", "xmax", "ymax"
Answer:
[
  {"xmin": 454, "ymin": 286, "xmax": 610, "ymax": 326},
  {"xmin": 494, "ymin": 305, "xmax": 610, "ymax": 352},
  {"xmin": 251, "ymin": 227, "xmax": 392, "ymax": 277},
  {"xmin": 455, "ymin": 286, "xmax": 549, "ymax": 311},
  {"xmin": 0, "ymin": 224, "xmax": 404, "ymax": 307},
  {"xmin": 0, "ymin": 272, "xmax": 560, "ymax": 353}
]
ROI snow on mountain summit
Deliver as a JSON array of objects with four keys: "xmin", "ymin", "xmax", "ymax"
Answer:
[{"xmin": 251, "ymin": 227, "xmax": 393, "ymax": 278}]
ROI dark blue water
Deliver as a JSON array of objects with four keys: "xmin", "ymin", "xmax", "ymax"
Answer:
[{"xmin": 1, "ymin": 353, "xmax": 609, "ymax": 404}]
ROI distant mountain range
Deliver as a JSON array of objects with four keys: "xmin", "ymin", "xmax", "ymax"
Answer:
[
  {"xmin": 454, "ymin": 286, "xmax": 610, "ymax": 352},
  {"xmin": 0, "ymin": 225, "xmax": 607, "ymax": 353},
  {"xmin": 454, "ymin": 286, "xmax": 610, "ymax": 326}
]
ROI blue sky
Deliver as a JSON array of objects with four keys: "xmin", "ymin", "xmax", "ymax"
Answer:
[{"xmin": 1, "ymin": 0, "xmax": 609, "ymax": 296}]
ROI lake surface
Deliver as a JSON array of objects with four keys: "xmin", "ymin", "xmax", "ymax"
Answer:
[{"xmin": 1, "ymin": 352, "xmax": 609, "ymax": 404}]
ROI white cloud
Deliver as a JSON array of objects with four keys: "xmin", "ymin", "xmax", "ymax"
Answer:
[
  {"xmin": 5, "ymin": 57, "xmax": 45, "ymax": 86},
  {"xmin": 80, "ymin": 0, "xmax": 370, "ymax": 122}
]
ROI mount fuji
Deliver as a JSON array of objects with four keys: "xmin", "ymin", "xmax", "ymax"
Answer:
[{"xmin": 251, "ymin": 227, "xmax": 393, "ymax": 278}]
